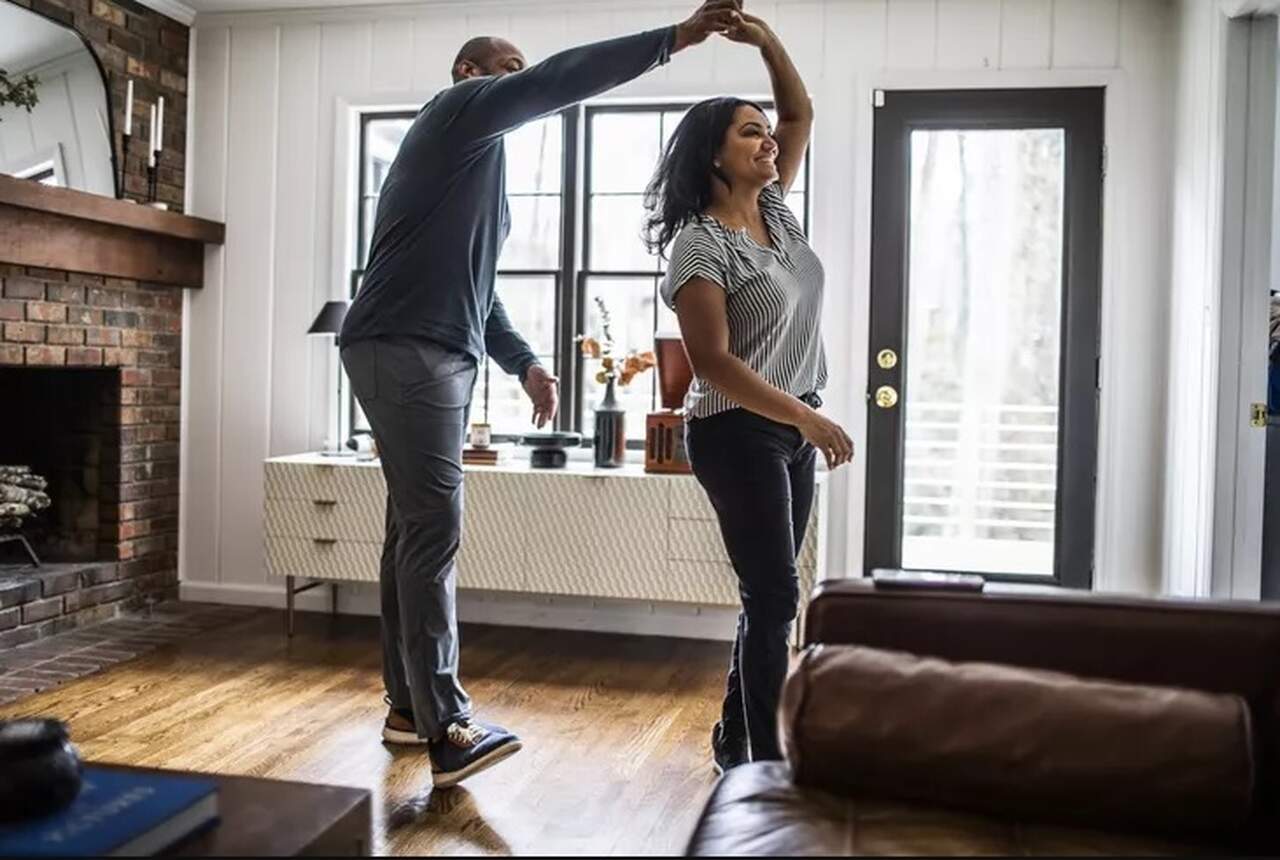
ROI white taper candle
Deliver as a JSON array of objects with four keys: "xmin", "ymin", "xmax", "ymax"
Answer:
[
  {"xmin": 156, "ymin": 96, "xmax": 164, "ymax": 154},
  {"xmin": 124, "ymin": 79, "xmax": 133, "ymax": 136},
  {"xmin": 148, "ymin": 103, "xmax": 156, "ymax": 167}
]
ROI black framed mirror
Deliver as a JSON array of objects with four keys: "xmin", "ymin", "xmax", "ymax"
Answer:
[{"xmin": 0, "ymin": 0, "xmax": 119, "ymax": 198}]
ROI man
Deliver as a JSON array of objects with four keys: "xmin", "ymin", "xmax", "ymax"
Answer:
[{"xmin": 339, "ymin": 1, "xmax": 745, "ymax": 789}]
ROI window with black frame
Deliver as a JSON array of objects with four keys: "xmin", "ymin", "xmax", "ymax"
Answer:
[
  {"xmin": 350, "ymin": 102, "xmax": 809, "ymax": 445},
  {"xmin": 351, "ymin": 112, "xmax": 564, "ymax": 439},
  {"xmin": 351, "ymin": 113, "xmax": 414, "ymax": 437},
  {"xmin": 482, "ymin": 114, "xmax": 563, "ymax": 437},
  {"xmin": 580, "ymin": 103, "xmax": 809, "ymax": 443}
]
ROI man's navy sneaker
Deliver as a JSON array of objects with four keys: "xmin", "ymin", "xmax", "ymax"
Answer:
[{"xmin": 429, "ymin": 720, "xmax": 522, "ymax": 788}]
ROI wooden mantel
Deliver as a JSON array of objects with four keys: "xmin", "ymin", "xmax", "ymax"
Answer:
[{"xmin": 0, "ymin": 175, "xmax": 225, "ymax": 289}]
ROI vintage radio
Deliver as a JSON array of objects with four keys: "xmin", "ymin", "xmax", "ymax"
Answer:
[{"xmin": 645, "ymin": 334, "xmax": 694, "ymax": 474}]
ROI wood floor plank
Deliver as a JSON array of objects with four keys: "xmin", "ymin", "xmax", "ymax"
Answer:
[{"xmin": 0, "ymin": 612, "xmax": 730, "ymax": 856}]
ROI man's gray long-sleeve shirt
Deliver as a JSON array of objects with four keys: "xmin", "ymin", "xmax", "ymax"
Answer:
[{"xmin": 340, "ymin": 27, "xmax": 677, "ymax": 379}]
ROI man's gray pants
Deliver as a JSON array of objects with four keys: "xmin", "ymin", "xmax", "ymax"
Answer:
[{"xmin": 340, "ymin": 337, "xmax": 476, "ymax": 741}]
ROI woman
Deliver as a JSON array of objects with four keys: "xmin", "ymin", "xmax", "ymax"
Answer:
[{"xmin": 645, "ymin": 12, "xmax": 854, "ymax": 772}]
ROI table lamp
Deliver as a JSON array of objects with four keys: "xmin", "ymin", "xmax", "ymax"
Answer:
[{"xmin": 308, "ymin": 300, "xmax": 351, "ymax": 457}]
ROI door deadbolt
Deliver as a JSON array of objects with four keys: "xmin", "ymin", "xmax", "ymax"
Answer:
[
  {"xmin": 874, "ymin": 386, "xmax": 899, "ymax": 409},
  {"xmin": 876, "ymin": 348, "xmax": 898, "ymax": 370}
]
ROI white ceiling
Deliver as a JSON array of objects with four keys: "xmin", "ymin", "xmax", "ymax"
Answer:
[
  {"xmin": 181, "ymin": 0, "xmax": 391, "ymax": 10},
  {"xmin": 176, "ymin": 0, "xmax": 643, "ymax": 17},
  {"xmin": 0, "ymin": 4, "xmax": 85, "ymax": 73}
]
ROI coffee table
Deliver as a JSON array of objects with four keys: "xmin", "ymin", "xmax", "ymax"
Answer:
[{"xmin": 97, "ymin": 764, "xmax": 372, "ymax": 856}]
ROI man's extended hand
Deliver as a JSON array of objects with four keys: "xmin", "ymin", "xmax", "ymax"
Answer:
[
  {"xmin": 523, "ymin": 364, "xmax": 559, "ymax": 429},
  {"xmin": 673, "ymin": 0, "xmax": 743, "ymax": 53}
]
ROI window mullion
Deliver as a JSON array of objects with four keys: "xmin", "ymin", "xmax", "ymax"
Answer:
[{"xmin": 558, "ymin": 106, "xmax": 582, "ymax": 435}]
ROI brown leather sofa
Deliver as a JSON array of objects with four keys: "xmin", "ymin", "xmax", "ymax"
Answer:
[{"xmin": 687, "ymin": 579, "xmax": 1280, "ymax": 856}]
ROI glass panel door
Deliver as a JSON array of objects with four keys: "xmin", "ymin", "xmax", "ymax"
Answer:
[{"xmin": 865, "ymin": 89, "xmax": 1103, "ymax": 587}]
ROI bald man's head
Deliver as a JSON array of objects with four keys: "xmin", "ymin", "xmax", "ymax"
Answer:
[{"xmin": 452, "ymin": 36, "xmax": 527, "ymax": 83}]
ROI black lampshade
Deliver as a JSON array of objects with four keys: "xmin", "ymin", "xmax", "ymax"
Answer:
[{"xmin": 308, "ymin": 300, "xmax": 349, "ymax": 335}]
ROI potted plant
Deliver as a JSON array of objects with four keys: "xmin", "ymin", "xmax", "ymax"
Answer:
[{"xmin": 577, "ymin": 297, "xmax": 656, "ymax": 468}]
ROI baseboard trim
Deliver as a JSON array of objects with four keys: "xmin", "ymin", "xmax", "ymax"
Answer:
[{"xmin": 179, "ymin": 581, "xmax": 739, "ymax": 641}]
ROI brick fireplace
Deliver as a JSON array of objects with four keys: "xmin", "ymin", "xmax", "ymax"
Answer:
[
  {"xmin": 0, "ymin": 0, "xmax": 219, "ymax": 648},
  {"xmin": 0, "ymin": 265, "xmax": 183, "ymax": 647}
]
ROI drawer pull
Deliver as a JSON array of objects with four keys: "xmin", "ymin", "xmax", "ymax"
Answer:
[
  {"xmin": 312, "ymin": 499, "xmax": 338, "ymax": 507},
  {"xmin": 312, "ymin": 538, "xmax": 338, "ymax": 546}
]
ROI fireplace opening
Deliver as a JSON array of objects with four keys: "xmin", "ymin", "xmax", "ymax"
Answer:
[{"xmin": 0, "ymin": 368, "xmax": 121, "ymax": 565}]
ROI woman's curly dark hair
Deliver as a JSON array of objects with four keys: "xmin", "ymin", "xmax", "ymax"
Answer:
[{"xmin": 642, "ymin": 96, "xmax": 766, "ymax": 257}]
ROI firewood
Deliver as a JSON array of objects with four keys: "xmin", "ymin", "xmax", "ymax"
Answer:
[
  {"xmin": 0, "ymin": 466, "xmax": 51, "ymax": 531},
  {"xmin": 0, "ymin": 485, "xmax": 50, "ymax": 508}
]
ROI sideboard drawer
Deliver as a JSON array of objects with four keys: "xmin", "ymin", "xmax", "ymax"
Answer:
[
  {"xmin": 332, "ymin": 465, "xmax": 387, "ymax": 509},
  {"xmin": 668, "ymin": 518, "xmax": 728, "ymax": 563},
  {"xmin": 522, "ymin": 473, "xmax": 668, "ymax": 599},
  {"xmin": 668, "ymin": 477, "xmax": 718, "ymax": 521},
  {"xmin": 265, "ymin": 461, "xmax": 338, "ymax": 502},
  {"xmin": 456, "ymin": 471, "xmax": 533, "ymax": 592},
  {"xmin": 265, "ymin": 536, "xmax": 381, "ymax": 583},
  {"xmin": 265, "ymin": 498, "xmax": 384, "ymax": 543},
  {"xmin": 668, "ymin": 508, "xmax": 820, "ymax": 567},
  {"xmin": 797, "ymin": 515, "xmax": 819, "ymax": 569},
  {"xmin": 659, "ymin": 561, "xmax": 739, "ymax": 605}
]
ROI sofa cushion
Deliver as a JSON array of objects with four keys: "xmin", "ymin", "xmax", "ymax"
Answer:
[
  {"xmin": 686, "ymin": 763, "xmax": 1215, "ymax": 856},
  {"xmin": 779, "ymin": 645, "xmax": 1255, "ymax": 839}
]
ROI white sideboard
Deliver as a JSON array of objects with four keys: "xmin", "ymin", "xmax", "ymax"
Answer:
[{"xmin": 263, "ymin": 453, "xmax": 828, "ymax": 625}]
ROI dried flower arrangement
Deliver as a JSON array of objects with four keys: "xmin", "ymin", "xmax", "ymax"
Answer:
[{"xmin": 576, "ymin": 297, "xmax": 657, "ymax": 389}]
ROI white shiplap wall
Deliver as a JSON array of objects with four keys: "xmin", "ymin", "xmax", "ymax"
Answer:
[{"xmin": 183, "ymin": 0, "xmax": 1179, "ymax": 629}]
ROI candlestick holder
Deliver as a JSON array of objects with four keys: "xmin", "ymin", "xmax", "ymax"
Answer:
[
  {"xmin": 146, "ymin": 145, "xmax": 165, "ymax": 209},
  {"xmin": 118, "ymin": 132, "xmax": 131, "ymax": 201},
  {"xmin": 146, "ymin": 149, "xmax": 170, "ymax": 210}
]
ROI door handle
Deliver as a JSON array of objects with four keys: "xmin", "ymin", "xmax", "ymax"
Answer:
[{"xmin": 874, "ymin": 386, "xmax": 899, "ymax": 409}]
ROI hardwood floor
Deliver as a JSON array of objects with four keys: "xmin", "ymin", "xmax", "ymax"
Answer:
[{"xmin": 0, "ymin": 611, "xmax": 731, "ymax": 856}]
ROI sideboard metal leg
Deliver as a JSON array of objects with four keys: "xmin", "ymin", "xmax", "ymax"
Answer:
[
  {"xmin": 286, "ymin": 575, "xmax": 295, "ymax": 638},
  {"xmin": 331, "ymin": 583, "xmax": 339, "ymax": 617}
]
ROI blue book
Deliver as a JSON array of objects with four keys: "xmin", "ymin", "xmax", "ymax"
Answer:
[{"xmin": 0, "ymin": 766, "xmax": 219, "ymax": 857}]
